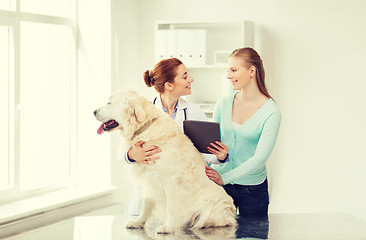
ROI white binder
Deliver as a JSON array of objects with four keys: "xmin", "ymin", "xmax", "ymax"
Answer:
[
  {"xmin": 155, "ymin": 30, "xmax": 167, "ymax": 62},
  {"xmin": 175, "ymin": 29, "xmax": 187, "ymax": 63},
  {"xmin": 180, "ymin": 29, "xmax": 196, "ymax": 67},
  {"xmin": 194, "ymin": 30, "xmax": 206, "ymax": 65},
  {"xmin": 166, "ymin": 30, "xmax": 177, "ymax": 59}
]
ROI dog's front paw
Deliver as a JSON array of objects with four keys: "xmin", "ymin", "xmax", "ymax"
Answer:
[
  {"xmin": 125, "ymin": 219, "xmax": 145, "ymax": 229},
  {"xmin": 156, "ymin": 224, "xmax": 174, "ymax": 235}
]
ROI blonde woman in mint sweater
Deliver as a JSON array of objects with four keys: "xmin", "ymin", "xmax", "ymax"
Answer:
[{"xmin": 205, "ymin": 47, "xmax": 281, "ymax": 217}]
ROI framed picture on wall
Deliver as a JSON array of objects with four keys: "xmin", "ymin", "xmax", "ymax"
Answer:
[{"xmin": 214, "ymin": 50, "xmax": 231, "ymax": 65}]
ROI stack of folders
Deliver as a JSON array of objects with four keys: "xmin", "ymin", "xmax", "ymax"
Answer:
[{"xmin": 155, "ymin": 29, "xmax": 206, "ymax": 66}]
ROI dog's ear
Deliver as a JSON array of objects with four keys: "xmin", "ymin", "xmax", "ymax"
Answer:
[{"xmin": 127, "ymin": 98, "xmax": 146, "ymax": 123}]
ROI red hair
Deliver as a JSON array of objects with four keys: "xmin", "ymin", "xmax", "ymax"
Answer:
[{"xmin": 143, "ymin": 58, "xmax": 183, "ymax": 93}]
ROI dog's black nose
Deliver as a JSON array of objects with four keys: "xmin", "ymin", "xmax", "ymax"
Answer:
[{"xmin": 93, "ymin": 110, "xmax": 97, "ymax": 116}]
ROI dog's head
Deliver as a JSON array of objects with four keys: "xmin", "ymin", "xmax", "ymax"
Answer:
[{"xmin": 93, "ymin": 90, "xmax": 153, "ymax": 137}]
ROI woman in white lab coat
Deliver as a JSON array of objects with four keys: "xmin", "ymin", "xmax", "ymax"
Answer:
[{"xmin": 124, "ymin": 58, "xmax": 229, "ymax": 217}]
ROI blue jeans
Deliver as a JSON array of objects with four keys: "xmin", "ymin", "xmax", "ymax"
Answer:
[{"xmin": 223, "ymin": 179, "xmax": 269, "ymax": 217}]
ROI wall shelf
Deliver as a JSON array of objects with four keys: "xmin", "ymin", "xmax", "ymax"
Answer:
[{"xmin": 155, "ymin": 20, "xmax": 255, "ymax": 117}]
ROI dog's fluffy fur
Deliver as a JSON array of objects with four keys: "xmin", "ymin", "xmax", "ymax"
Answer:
[{"xmin": 94, "ymin": 90, "xmax": 236, "ymax": 234}]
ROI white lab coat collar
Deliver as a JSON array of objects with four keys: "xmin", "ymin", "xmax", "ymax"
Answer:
[
  {"xmin": 153, "ymin": 95, "xmax": 188, "ymax": 128},
  {"xmin": 153, "ymin": 95, "xmax": 188, "ymax": 111},
  {"xmin": 177, "ymin": 97, "xmax": 188, "ymax": 111}
]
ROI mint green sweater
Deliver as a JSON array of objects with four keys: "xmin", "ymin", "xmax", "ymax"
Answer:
[{"xmin": 212, "ymin": 93, "xmax": 281, "ymax": 185}]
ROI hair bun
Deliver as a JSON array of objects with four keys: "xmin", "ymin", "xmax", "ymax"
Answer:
[{"xmin": 143, "ymin": 70, "xmax": 153, "ymax": 87}]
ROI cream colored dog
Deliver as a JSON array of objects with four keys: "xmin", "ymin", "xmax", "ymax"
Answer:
[{"xmin": 94, "ymin": 90, "xmax": 236, "ymax": 235}]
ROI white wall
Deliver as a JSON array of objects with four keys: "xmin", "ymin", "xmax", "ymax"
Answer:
[
  {"xmin": 112, "ymin": 0, "xmax": 366, "ymax": 221},
  {"xmin": 267, "ymin": 1, "xmax": 366, "ymax": 220}
]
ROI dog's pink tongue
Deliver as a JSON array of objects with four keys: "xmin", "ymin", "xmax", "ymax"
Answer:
[{"xmin": 97, "ymin": 123, "xmax": 105, "ymax": 135}]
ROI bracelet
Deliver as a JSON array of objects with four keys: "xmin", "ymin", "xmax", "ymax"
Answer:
[
  {"xmin": 218, "ymin": 153, "xmax": 229, "ymax": 163},
  {"xmin": 127, "ymin": 152, "xmax": 136, "ymax": 163},
  {"xmin": 125, "ymin": 151, "xmax": 136, "ymax": 163}
]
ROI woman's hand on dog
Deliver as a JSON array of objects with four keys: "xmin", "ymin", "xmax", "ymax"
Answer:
[
  {"xmin": 205, "ymin": 165, "xmax": 224, "ymax": 186},
  {"xmin": 207, "ymin": 141, "xmax": 229, "ymax": 161},
  {"xmin": 128, "ymin": 140, "xmax": 161, "ymax": 164}
]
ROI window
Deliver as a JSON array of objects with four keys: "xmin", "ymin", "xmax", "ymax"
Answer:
[
  {"xmin": 0, "ymin": 1, "xmax": 75, "ymax": 201},
  {"xmin": 0, "ymin": 0, "xmax": 14, "ymax": 10},
  {"xmin": 0, "ymin": 25, "xmax": 10, "ymax": 191},
  {"xmin": 0, "ymin": 0, "xmax": 111, "ymax": 204},
  {"xmin": 21, "ymin": 0, "xmax": 72, "ymax": 17},
  {"xmin": 19, "ymin": 22, "xmax": 73, "ymax": 190}
]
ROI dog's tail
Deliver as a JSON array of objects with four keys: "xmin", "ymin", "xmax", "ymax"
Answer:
[
  {"xmin": 187, "ymin": 199, "xmax": 237, "ymax": 229},
  {"xmin": 186, "ymin": 204, "xmax": 213, "ymax": 229}
]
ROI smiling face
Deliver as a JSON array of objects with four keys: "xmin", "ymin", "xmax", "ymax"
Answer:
[
  {"xmin": 169, "ymin": 64, "xmax": 194, "ymax": 97},
  {"xmin": 227, "ymin": 56, "xmax": 255, "ymax": 91}
]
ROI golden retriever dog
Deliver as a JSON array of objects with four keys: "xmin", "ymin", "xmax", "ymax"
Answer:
[{"xmin": 94, "ymin": 90, "xmax": 236, "ymax": 235}]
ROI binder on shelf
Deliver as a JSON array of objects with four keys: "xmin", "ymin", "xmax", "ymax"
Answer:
[
  {"xmin": 155, "ymin": 30, "xmax": 167, "ymax": 62},
  {"xmin": 176, "ymin": 29, "xmax": 206, "ymax": 67},
  {"xmin": 179, "ymin": 29, "xmax": 196, "ymax": 67},
  {"xmin": 176, "ymin": 29, "xmax": 188, "ymax": 63},
  {"xmin": 166, "ymin": 30, "xmax": 177, "ymax": 59},
  {"xmin": 194, "ymin": 29, "xmax": 206, "ymax": 66}
]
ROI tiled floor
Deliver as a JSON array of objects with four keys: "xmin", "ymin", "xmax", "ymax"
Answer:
[{"xmin": 4, "ymin": 204, "xmax": 366, "ymax": 240}]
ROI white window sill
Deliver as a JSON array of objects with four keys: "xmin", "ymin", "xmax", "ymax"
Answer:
[{"xmin": 0, "ymin": 186, "xmax": 118, "ymax": 226}]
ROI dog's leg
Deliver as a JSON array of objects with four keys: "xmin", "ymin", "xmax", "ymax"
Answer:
[
  {"xmin": 155, "ymin": 187, "xmax": 185, "ymax": 235},
  {"xmin": 126, "ymin": 198, "xmax": 154, "ymax": 229}
]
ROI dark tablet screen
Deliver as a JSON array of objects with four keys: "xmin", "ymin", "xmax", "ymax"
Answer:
[{"xmin": 183, "ymin": 120, "xmax": 221, "ymax": 154}]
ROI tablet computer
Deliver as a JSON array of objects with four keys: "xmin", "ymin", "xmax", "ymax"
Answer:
[{"xmin": 183, "ymin": 120, "xmax": 221, "ymax": 154}]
